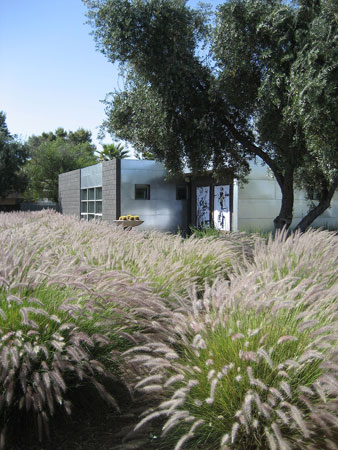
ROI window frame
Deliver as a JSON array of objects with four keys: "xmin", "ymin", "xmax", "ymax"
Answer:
[
  {"xmin": 135, "ymin": 184, "xmax": 150, "ymax": 200},
  {"xmin": 176, "ymin": 185, "xmax": 189, "ymax": 200},
  {"xmin": 81, "ymin": 186, "xmax": 102, "ymax": 221}
]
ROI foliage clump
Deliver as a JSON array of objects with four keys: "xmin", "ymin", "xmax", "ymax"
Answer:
[
  {"xmin": 0, "ymin": 112, "xmax": 28, "ymax": 198},
  {"xmin": 24, "ymin": 128, "xmax": 98, "ymax": 202},
  {"xmin": 0, "ymin": 211, "xmax": 337, "ymax": 449},
  {"xmin": 0, "ymin": 235, "xmax": 135, "ymax": 447},
  {"xmin": 122, "ymin": 230, "xmax": 338, "ymax": 449}
]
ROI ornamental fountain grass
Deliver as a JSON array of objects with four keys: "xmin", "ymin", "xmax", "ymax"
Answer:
[{"xmin": 0, "ymin": 211, "xmax": 337, "ymax": 449}]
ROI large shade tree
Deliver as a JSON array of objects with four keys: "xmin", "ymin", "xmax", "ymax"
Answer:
[
  {"xmin": 287, "ymin": 0, "xmax": 338, "ymax": 229},
  {"xmin": 0, "ymin": 111, "xmax": 28, "ymax": 198},
  {"xmin": 24, "ymin": 128, "xmax": 98, "ymax": 202},
  {"xmin": 84, "ymin": 0, "xmax": 338, "ymax": 230}
]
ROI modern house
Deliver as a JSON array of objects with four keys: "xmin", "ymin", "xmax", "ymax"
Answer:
[{"xmin": 58, "ymin": 159, "xmax": 338, "ymax": 232}]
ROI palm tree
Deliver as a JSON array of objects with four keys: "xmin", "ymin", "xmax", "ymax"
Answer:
[{"xmin": 98, "ymin": 142, "xmax": 130, "ymax": 160}]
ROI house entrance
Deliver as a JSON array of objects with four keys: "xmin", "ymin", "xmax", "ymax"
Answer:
[
  {"xmin": 196, "ymin": 184, "xmax": 231, "ymax": 231},
  {"xmin": 213, "ymin": 185, "xmax": 230, "ymax": 231}
]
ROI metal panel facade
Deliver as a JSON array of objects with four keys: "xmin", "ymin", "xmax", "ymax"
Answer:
[
  {"xmin": 237, "ymin": 160, "xmax": 338, "ymax": 231},
  {"xmin": 237, "ymin": 161, "xmax": 288, "ymax": 231},
  {"xmin": 120, "ymin": 160, "xmax": 189, "ymax": 232},
  {"xmin": 58, "ymin": 159, "xmax": 338, "ymax": 232}
]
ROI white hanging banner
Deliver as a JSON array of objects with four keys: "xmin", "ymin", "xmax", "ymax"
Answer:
[
  {"xmin": 213, "ymin": 185, "xmax": 230, "ymax": 231},
  {"xmin": 196, "ymin": 186, "xmax": 210, "ymax": 228}
]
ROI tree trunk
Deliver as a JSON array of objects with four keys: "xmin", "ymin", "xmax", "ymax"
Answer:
[
  {"xmin": 295, "ymin": 179, "xmax": 338, "ymax": 232},
  {"xmin": 273, "ymin": 169, "xmax": 294, "ymax": 230}
]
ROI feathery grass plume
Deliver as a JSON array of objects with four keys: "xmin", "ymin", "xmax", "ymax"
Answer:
[
  {"xmin": 0, "ymin": 279, "xmax": 133, "ymax": 446},
  {"xmin": 247, "ymin": 228, "xmax": 338, "ymax": 290},
  {"xmin": 1, "ymin": 211, "xmax": 338, "ymax": 448},
  {"xmin": 124, "ymin": 229, "xmax": 338, "ymax": 449},
  {"xmin": 0, "ymin": 213, "xmax": 164, "ymax": 446},
  {"xmin": 0, "ymin": 210, "xmax": 248, "ymax": 302}
]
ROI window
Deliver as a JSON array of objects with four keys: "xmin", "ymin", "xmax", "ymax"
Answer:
[
  {"xmin": 176, "ymin": 185, "xmax": 189, "ymax": 200},
  {"xmin": 135, "ymin": 184, "xmax": 150, "ymax": 200},
  {"xmin": 81, "ymin": 186, "xmax": 102, "ymax": 220}
]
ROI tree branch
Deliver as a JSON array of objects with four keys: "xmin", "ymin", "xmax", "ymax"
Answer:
[
  {"xmin": 222, "ymin": 116, "xmax": 285, "ymax": 187},
  {"xmin": 295, "ymin": 178, "xmax": 338, "ymax": 232}
]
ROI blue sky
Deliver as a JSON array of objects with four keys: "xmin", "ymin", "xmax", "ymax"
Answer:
[{"xmin": 0, "ymin": 0, "xmax": 223, "ymax": 149}]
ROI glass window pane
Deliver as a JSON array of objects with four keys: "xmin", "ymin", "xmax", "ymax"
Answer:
[
  {"xmin": 96, "ymin": 187, "xmax": 102, "ymax": 200},
  {"xmin": 176, "ymin": 186, "xmax": 188, "ymax": 200},
  {"xmin": 135, "ymin": 184, "xmax": 150, "ymax": 200},
  {"xmin": 88, "ymin": 201, "xmax": 95, "ymax": 213},
  {"xmin": 88, "ymin": 188, "xmax": 95, "ymax": 200},
  {"xmin": 96, "ymin": 201, "xmax": 102, "ymax": 214},
  {"xmin": 88, "ymin": 214, "xmax": 95, "ymax": 221},
  {"xmin": 81, "ymin": 202, "xmax": 87, "ymax": 213},
  {"xmin": 81, "ymin": 189, "xmax": 87, "ymax": 200}
]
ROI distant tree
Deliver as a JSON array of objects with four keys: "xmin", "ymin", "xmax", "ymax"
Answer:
[
  {"xmin": 97, "ymin": 142, "xmax": 129, "ymax": 160},
  {"xmin": 24, "ymin": 128, "xmax": 98, "ymax": 201},
  {"xmin": 28, "ymin": 128, "xmax": 93, "ymax": 148},
  {"xmin": 0, "ymin": 111, "xmax": 28, "ymax": 198},
  {"xmin": 68, "ymin": 128, "xmax": 93, "ymax": 145},
  {"xmin": 84, "ymin": 0, "xmax": 337, "ymax": 230}
]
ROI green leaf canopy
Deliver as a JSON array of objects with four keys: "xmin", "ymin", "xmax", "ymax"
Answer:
[
  {"xmin": 0, "ymin": 111, "xmax": 28, "ymax": 198},
  {"xmin": 84, "ymin": 0, "xmax": 338, "ymax": 229},
  {"xmin": 24, "ymin": 128, "xmax": 98, "ymax": 202}
]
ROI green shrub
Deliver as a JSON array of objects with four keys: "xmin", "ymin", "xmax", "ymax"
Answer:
[
  {"xmin": 0, "ymin": 221, "xmax": 142, "ymax": 448},
  {"xmin": 0, "ymin": 283, "xmax": 126, "ymax": 447},
  {"xmin": 189, "ymin": 226, "xmax": 225, "ymax": 239}
]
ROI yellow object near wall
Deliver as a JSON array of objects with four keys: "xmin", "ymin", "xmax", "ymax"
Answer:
[{"xmin": 119, "ymin": 215, "xmax": 140, "ymax": 221}]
